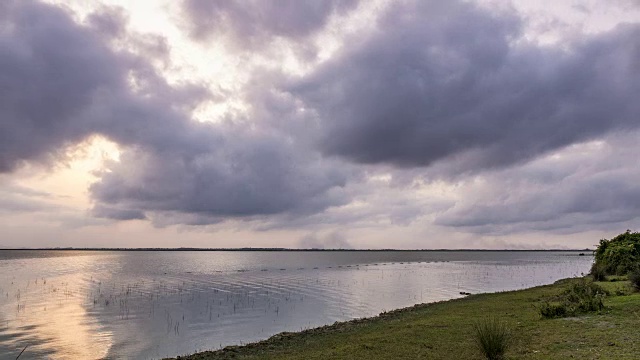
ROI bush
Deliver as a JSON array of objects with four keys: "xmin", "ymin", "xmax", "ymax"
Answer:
[
  {"xmin": 473, "ymin": 317, "xmax": 511, "ymax": 360},
  {"xmin": 538, "ymin": 280, "xmax": 607, "ymax": 318},
  {"xmin": 590, "ymin": 263, "xmax": 607, "ymax": 281},
  {"xmin": 593, "ymin": 230, "xmax": 640, "ymax": 276},
  {"xmin": 538, "ymin": 301, "xmax": 569, "ymax": 318},
  {"xmin": 629, "ymin": 268, "xmax": 640, "ymax": 291}
]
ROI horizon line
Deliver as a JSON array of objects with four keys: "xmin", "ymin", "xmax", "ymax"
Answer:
[{"xmin": 0, "ymin": 247, "xmax": 593, "ymax": 252}]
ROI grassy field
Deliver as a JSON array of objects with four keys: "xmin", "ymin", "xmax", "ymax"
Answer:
[{"xmin": 170, "ymin": 278, "xmax": 640, "ymax": 360}]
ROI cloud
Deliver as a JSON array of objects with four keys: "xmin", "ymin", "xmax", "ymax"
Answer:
[
  {"xmin": 2, "ymin": 0, "xmax": 639, "ymax": 245},
  {"xmin": 0, "ymin": 1, "xmax": 351, "ymax": 224},
  {"xmin": 290, "ymin": 0, "xmax": 640, "ymax": 173},
  {"xmin": 434, "ymin": 132, "xmax": 640, "ymax": 235},
  {"xmin": 91, "ymin": 204, "xmax": 146, "ymax": 221},
  {"xmin": 89, "ymin": 129, "xmax": 350, "ymax": 224},
  {"xmin": 182, "ymin": 0, "xmax": 359, "ymax": 47},
  {"xmin": 0, "ymin": 1, "xmax": 125, "ymax": 172},
  {"xmin": 0, "ymin": 179, "xmax": 59, "ymax": 214}
]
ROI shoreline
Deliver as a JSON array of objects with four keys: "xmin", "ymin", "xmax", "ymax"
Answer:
[{"xmin": 167, "ymin": 277, "xmax": 639, "ymax": 360}]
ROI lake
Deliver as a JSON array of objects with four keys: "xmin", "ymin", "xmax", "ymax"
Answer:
[{"xmin": 0, "ymin": 250, "xmax": 592, "ymax": 359}]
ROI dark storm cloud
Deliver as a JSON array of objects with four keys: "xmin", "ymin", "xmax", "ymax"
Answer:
[
  {"xmin": 0, "ymin": 1, "xmax": 349, "ymax": 222},
  {"xmin": 0, "ymin": 1, "xmax": 124, "ymax": 172},
  {"xmin": 291, "ymin": 0, "xmax": 640, "ymax": 172},
  {"xmin": 182, "ymin": 0, "xmax": 358, "ymax": 46},
  {"xmin": 0, "ymin": 0, "xmax": 209, "ymax": 171},
  {"xmin": 89, "ymin": 130, "xmax": 349, "ymax": 223}
]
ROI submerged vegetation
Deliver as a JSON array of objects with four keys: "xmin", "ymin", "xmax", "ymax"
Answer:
[
  {"xmin": 161, "ymin": 235, "xmax": 640, "ymax": 359},
  {"xmin": 171, "ymin": 277, "xmax": 640, "ymax": 360}
]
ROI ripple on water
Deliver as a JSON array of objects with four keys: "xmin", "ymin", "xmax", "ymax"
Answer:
[{"xmin": 0, "ymin": 251, "xmax": 592, "ymax": 359}]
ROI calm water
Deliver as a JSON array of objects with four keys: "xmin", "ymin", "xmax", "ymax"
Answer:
[{"xmin": 0, "ymin": 250, "xmax": 592, "ymax": 359}]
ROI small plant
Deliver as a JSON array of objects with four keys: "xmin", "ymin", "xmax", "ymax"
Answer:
[
  {"xmin": 472, "ymin": 317, "xmax": 511, "ymax": 360},
  {"xmin": 629, "ymin": 267, "xmax": 640, "ymax": 291}
]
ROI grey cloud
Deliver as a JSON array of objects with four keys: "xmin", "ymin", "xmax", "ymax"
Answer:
[
  {"xmin": 0, "ymin": 1, "xmax": 351, "ymax": 224},
  {"xmin": 91, "ymin": 204, "xmax": 146, "ymax": 221},
  {"xmin": 0, "ymin": 0, "xmax": 202, "ymax": 171},
  {"xmin": 0, "ymin": 180, "xmax": 59, "ymax": 213},
  {"xmin": 0, "ymin": 180, "xmax": 52, "ymax": 198},
  {"xmin": 290, "ymin": 0, "xmax": 640, "ymax": 173},
  {"xmin": 434, "ymin": 132, "xmax": 640, "ymax": 234},
  {"xmin": 0, "ymin": 180, "xmax": 113, "ymax": 227},
  {"xmin": 183, "ymin": 0, "xmax": 358, "ymax": 46},
  {"xmin": 87, "ymin": 6, "xmax": 171, "ymax": 67},
  {"xmin": 0, "ymin": 1, "xmax": 126, "ymax": 172},
  {"xmin": 613, "ymin": 0, "xmax": 640, "ymax": 10},
  {"xmin": 86, "ymin": 6, "xmax": 128, "ymax": 39},
  {"xmin": 89, "ymin": 130, "xmax": 349, "ymax": 223}
]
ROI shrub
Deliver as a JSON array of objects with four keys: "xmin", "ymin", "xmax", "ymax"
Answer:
[
  {"xmin": 593, "ymin": 230, "xmax": 640, "ymax": 276},
  {"xmin": 538, "ymin": 301, "xmax": 568, "ymax": 318},
  {"xmin": 614, "ymin": 288, "xmax": 629, "ymax": 296},
  {"xmin": 590, "ymin": 263, "xmax": 607, "ymax": 281},
  {"xmin": 538, "ymin": 279, "xmax": 606, "ymax": 318},
  {"xmin": 629, "ymin": 268, "xmax": 640, "ymax": 291},
  {"xmin": 473, "ymin": 317, "xmax": 511, "ymax": 360}
]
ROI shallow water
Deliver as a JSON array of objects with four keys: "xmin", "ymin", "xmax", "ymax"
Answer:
[{"xmin": 0, "ymin": 250, "xmax": 592, "ymax": 359}]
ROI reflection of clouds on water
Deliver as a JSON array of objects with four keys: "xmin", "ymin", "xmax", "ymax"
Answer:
[
  {"xmin": 0, "ymin": 251, "xmax": 592, "ymax": 359},
  {"xmin": 0, "ymin": 256, "xmax": 112, "ymax": 359}
]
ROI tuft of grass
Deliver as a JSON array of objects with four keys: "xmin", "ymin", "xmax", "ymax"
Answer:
[{"xmin": 472, "ymin": 317, "xmax": 511, "ymax": 360}]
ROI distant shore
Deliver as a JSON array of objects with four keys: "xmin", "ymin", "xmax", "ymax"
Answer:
[
  {"xmin": 167, "ymin": 277, "xmax": 637, "ymax": 360},
  {"xmin": 0, "ymin": 247, "xmax": 592, "ymax": 252}
]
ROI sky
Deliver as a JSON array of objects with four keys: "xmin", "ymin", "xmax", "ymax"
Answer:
[{"xmin": 0, "ymin": 0, "xmax": 639, "ymax": 249}]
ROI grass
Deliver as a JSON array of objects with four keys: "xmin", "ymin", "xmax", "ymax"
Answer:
[
  {"xmin": 168, "ymin": 278, "xmax": 640, "ymax": 360},
  {"xmin": 472, "ymin": 317, "xmax": 511, "ymax": 360}
]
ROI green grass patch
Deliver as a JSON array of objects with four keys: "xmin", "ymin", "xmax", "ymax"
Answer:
[{"xmin": 169, "ymin": 278, "xmax": 640, "ymax": 360}]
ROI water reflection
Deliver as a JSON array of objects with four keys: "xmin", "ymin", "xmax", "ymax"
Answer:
[
  {"xmin": 0, "ymin": 256, "xmax": 111, "ymax": 359},
  {"xmin": 0, "ymin": 251, "xmax": 592, "ymax": 359}
]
